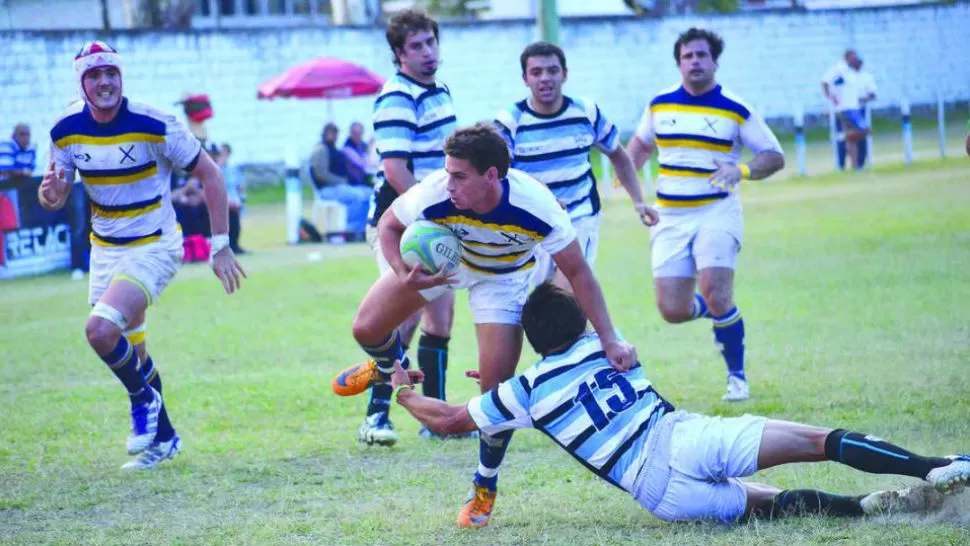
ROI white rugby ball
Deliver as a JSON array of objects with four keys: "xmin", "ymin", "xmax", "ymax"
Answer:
[{"xmin": 399, "ymin": 220, "xmax": 462, "ymax": 274}]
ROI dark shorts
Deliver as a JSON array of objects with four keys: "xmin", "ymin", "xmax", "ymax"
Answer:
[{"xmin": 838, "ymin": 109, "xmax": 869, "ymax": 132}]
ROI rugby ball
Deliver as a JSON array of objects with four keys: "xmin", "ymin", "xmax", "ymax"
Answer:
[{"xmin": 400, "ymin": 220, "xmax": 462, "ymax": 274}]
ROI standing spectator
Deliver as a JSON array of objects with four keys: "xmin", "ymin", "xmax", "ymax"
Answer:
[
  {"xmin": 0, "ymin": 123, "xmax": 37, "ymax": 179},
  {"xmin": 309, "ymin": 123, "xmax": 371, "ymax": 238},
  {"xmin": 835, "ymin": 57, "xmax": 877, "ymax": 170},
  {"xmin": 218, "ymin": 143, "xmax": 246, "ymax": 255},
  {"xmin": 342, "ymin": 122, "xmax": 371, "ymax": 187},
  {"xmin": 822, "ymin": 50, "xmax": 869, "ymax": 171}
]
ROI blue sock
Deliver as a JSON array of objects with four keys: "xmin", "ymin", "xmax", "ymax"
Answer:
[
  {"xmin": 141, "ymin": 356, "xmax": 176, "ymax": 442},
  {"xmin": 100, "ymin": 336, "xmax": 151, "ymax": 404},
  {"xmin": 417, "ymin": 333, "xmax": 449, "ymax": 401},
  {"xmin": 475, "ymin": 430, "xmax": 513, "ymax": 491},
  {"xmin": 857, "ymin": 137, "xmax": 868, "ymax": 168},
  {"xmin": 690, "ymin": 293, "xmax": 710, "ymax": 320},
  {"xmin": 712, "ymin": 307, "xmax": 745, "ymax": 381},
  {"xmin": 360, "ymin": 331, "xmax": 408, "ymax": 376},
  {"xmin": 362, "ymin": 332, "xmax": 409, "ymax": 417}
]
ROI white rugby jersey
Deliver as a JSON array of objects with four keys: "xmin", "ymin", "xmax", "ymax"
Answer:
[
  {"xmin": 392, "ymin": 168, "xmax": 576, "ymax": 281},
  {"xmin": 821, "ymin": 61, "xmax": 864, "ymax": 112},
  {"xmin": 368, "ymin": 72, "xmax": 457, "ymax": 226},
  {"xmin": 495, "ymin": 96, "xmax": 618, "ymax": 222},
  {"xmin": 468, "ymin": 333, "xmax": 675, "ymax": 493},
  {"xmin": 50, "ymin": 98, "xmax": 201, "ymax": 247},
  {"xmin": 634, "ymin": 84, "xmax": 782, "ymax": 209}
]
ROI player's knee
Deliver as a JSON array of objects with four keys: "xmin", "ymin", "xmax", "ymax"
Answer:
[
  {"xmin": 85, "ymin": 316, "xmax": 121, "ymax": 353},
  {"xmin": 421, "ymin": 308, "xmax": 453, "ymax": 337},
  {"xmin": 422, "ymin": 296, "xmax": 454, "ymax": 336},
  {"xmin": 656, "ymin": 300, "xmax": 692, "ymax": 324},
  {"xmin": 351, "ymin": 314, "xmax": 382, "ymax": 346},
  {"xmin": 702, "ymin": 287, "xmax": 732, "ymax": 317}
]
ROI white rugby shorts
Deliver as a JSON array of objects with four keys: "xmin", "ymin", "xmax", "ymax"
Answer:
[
  {"xmin": 376, "ymin": 266, "xmax": 529, "ymax": 326},
  {"xmin": 632, "ymin": 411, "xmax": 767, "ymax": 523},
  {"xmin": 650, "ymin": 196, "xmax": 743, "ymax": 278},
  {"xmin": 88, "ymin": 231, "xmax": 184, "ymax": 306}
]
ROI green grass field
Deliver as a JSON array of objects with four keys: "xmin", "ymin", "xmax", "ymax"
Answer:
[{"xmin": 1, "ymin": 145, "xmax": 969, "ymax": 544}]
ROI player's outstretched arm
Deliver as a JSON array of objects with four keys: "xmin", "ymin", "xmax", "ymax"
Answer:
[
  {"xmin": 390, "ymin": 360, "xmax": 478, "ymax": 435},
  {"xmin": 553, "ymin": 242, "xmax": 637, "ymax": 371},
  {"xmin": 607, "ymin": 146, "xmax": 658, "ymax": 226},
  {"xmin": 194, "ymin": 150, "xmax": 246, "ymax": 294}
]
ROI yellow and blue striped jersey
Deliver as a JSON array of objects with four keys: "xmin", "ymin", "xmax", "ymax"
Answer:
[
  {"xmin": 634, "ymin": 84, "xmax": 782, "ymax": 209},
  {"xmin": 368, "ymin": 72, "xmax": 457, "ymax": 227},
  {"xmin": 50, "ymin": 98, "xmax": 202, "ymax": 247},
  {"xmin": 392, "ymin": 168, "xmax": 576, "ymax": 281},
  {"xmin": 494, "ymin": 96, "xmax": 618, "ymax": 222},
  {"xmin": 467, "ymin": 332, "xmax": 675, "ymax": 493}
]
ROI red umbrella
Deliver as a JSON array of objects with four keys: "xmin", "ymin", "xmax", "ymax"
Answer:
[{"xmin": 257, "ymin": 57, "xmax": 386, "ymax": 100}]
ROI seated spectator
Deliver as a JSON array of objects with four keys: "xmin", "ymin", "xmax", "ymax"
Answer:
[
  {"xmin": 0, "ymin": 123, "xmax": 37, "ymax": 179},
  {"xmin": 172, "ymin": 170, "xmax": 210, "ymax": 238},
  {"xmin": 218, "ymin": 143, "xmax": 247, "ymax": 254},
  {"xmin": 342, "ymin": 122, "xmax": 372, "ymax": 187},
  {"xmin": 309, "ymin": 123, "xmax": 371, "ymax": 238}
]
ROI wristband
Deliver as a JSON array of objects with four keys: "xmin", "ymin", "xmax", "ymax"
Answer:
[
  {"xmin": 394, "ymin": 384, "xmax": 413, "ymax": 402},
  {"xmin": 210, "ymin": 234, "xmax": 230, "ymax": 258},
  {"xmin": 739, "ymin": 164, "xmax": 751, "ymax": 180}
]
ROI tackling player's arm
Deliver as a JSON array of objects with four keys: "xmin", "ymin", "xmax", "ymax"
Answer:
[
  {"xmin": 552, "ymin": 241, "xmax": 637, "ymax": 371},
  {"xmin": 390, "ymin": 361, "xmax": 478, "ymax": 435}
]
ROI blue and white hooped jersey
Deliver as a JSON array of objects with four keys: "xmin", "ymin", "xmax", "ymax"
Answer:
[
  {"xmin": 391, "ymin": 168, "xmax": 576, "ymax": 281},
  {"xmin": 0, "ymin": 140, "xmax": 36, "ymax": 175},
  {"xmin": 50, "ymin": 98, "xmax": 202, "ymax": 247},
  {"xmin": 467, "ymin": 333, "xmax": 675, "ymax": 493},
  {"xmin": 495, "ymin": 96, "xmax": 618, "ymax": 222},
  {"xmin": 368, "ymin": 72, "xmax": 457, "ymax": 226},
  {"xmin": 634, "ymin": 84, "xmax": 782, "ymax": 209}
]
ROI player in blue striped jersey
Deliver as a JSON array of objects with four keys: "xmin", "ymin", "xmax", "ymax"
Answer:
[
  {"xmin": 626, "ymin": 28, "xmax": 785, "ymax": 402},
  {"xmin": 388, "ymin": 282, "xmax": 970, "ymax": 526},
  {"xmin": 354, "ymin": 8, "xmax": 462, "ymax": 446},
  {"xmin": 495, "ymin": 42, "xmax": 658, "ymax": 287},
  {"xmin": 332, "ymin": 123, "xmax": 638, "ymax": 528},
  {"xmin": 38, "ymin": 42, "xmax": 245, "ymax": 470}
]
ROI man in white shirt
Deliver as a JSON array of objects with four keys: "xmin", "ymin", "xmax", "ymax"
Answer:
[{"xmin": 822, "ymin": 50, "xmax": 870, "ymax": 171}]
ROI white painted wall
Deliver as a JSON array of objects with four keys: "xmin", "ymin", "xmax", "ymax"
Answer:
[{"xmin": 1, "ymin": 3, "xmax": 967, "ymax": 166}]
